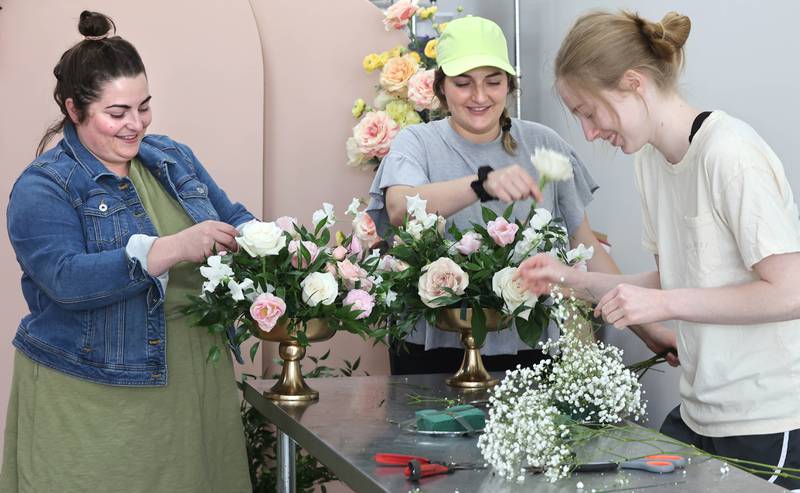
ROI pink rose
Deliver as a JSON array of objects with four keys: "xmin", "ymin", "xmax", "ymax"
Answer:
[
  {"xmin": 352, "ymin": 111, "xmax": 400, "ymax": 159},
  {"xmin": 344, "ymin": 289, "xmax": 376, "ymax": 319},
  {"xmin": 275, "ymin": 216, "xmax": 298, "ymax": 235},
  {"xmin": 383, "ymin": 0, "xmax": 419, "ymax": 30},
  {"xmin": 249, "ymin": 293, "xmax": 286, "ymax": 333},
  {"xmin": 407, "ymin": 69, "xmax": 440, "ymax": 111},
  {"xmin": 349, "ymin": 236, "xmax": 364, "ymax": 260},
  {"xmin": 288, "ymin": 240, "xmax": 320, "ymax": 268},
  {"xmin": 418, "ymin": 257, "xmax": 469, "ymax": 308},
  {"xmin": 454, "ymin": 231, "xmax": 482, "ymax": 255},
  {"xmin": 332, "ymin": 245, "xmax": 348, "ymax": 261},
  {"xmin": 353, "ymin": 212, "xmax": 380, "ymax": 249},
  {"xmin": 336, "ymin": 259, "xmax": 372, "ymax": 290},
  {"xmin": 487, "ymin": 217, "xmax": 519, "ymax": 247},
  {"xmin": 324, "ymin": 262, "xmax": 338, "ymax": 276}
]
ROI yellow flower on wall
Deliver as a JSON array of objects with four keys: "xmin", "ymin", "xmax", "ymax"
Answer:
[
  {"xmin": 408, "ymin": 51, "xmax": 421, "ymax": 64},
  {"xmin": 362, "ymin": 53, "xmax": 381, "ymax": 72},
  {"xmin": 352, "ymin": 98, "xmax": 366, "ymax": 118},
  {"xmin": 424, "ymin": 39, "xmax": 438, "ymax": 59}
]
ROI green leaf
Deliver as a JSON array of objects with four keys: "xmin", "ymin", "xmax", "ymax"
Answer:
[
  {"xmin": 249, "ymin": 341, "xmax": 260, "ymax": 364},
  {"xmin": 206, "ymin": 345, "xmax": 221, "ymax": 365},
  {"xmin": 470, "ymin": 302, "xmax": 488, "ymax": 347},
  {"xmin": 502, "ymin": 202, "xmax": 515, "ymax": 220},
  {"xmin": 481, "ymin": 206, "xmax": 497, "ymax": 223}
]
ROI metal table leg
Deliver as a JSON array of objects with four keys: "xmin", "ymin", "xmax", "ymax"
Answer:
[{"xmin": 277, "ymin": 429, "xmax": 297, "ymax": 493}]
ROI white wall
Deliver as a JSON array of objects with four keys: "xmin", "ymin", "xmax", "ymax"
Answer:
[{"xmin": 428, "ymin": 0, "xmax": 800, "ymax": 429}]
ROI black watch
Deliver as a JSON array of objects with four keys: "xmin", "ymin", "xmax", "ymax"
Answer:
[{"xmin": 470, "ymin": 165, "xmax": 495, "ymax": 202}]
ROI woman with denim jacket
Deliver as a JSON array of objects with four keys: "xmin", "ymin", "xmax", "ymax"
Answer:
[{"xmin": 0, "ymin": 11, "xmax": 253, "ymax": 492}]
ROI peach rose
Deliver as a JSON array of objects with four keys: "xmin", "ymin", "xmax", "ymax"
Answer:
[
  {"xmin": 352, "ymin": 111, "xmax": 400, "ymax": 159},
  {"xmin": 379, "ymin": 55, "xmax": 420, "ymax": 97},
  {"xmin": 407, "ymin": 69, "xmax": 440, "ymax": 111},
  {"xmin": 353, "ymin": 212, "xmax": 380, "ymax": 249},
  {"xmin": 337, "ymin": 259, "xmax": 372, "ymax": 290},
  {"xmin": 249, "ymin": 293, "xmax": 286, "ymax": 333},
  {"xmin": 418, "ymin": 257, "xmax": 468, "ymax": 308},
  {"xmin": 383, "ymin": 0, "xmax": 419, "ymax": 30},
  {"xmin": 332, "ymin": 245, "xmax": 348, "ymax": 261},
  {"xmin": 487, "ymin": 217, "xmax": 519, "ymax": 247}
]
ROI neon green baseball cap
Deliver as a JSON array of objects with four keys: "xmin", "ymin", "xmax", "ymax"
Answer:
[{"xmin": 436, "ymin": 16, "xmax": 516, "ymax": 76}]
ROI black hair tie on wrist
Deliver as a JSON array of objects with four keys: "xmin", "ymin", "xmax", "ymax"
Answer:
[{"xmin": 470, "ymin": 165, "xmax": 495, "ymax": 202}]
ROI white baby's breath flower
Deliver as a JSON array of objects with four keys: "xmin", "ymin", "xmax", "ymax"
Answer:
[{"xmin": 531, "ymin": 147, "xmax": 573, "ymax": 183}]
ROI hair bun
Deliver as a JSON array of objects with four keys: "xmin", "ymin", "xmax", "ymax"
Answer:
[
  {"xmin": 78, "ymin": 10, "xmax": 116, "ymax": 38},
  {"xmin": 629, "ymin": 11, "xmax": 691, "ymax": 63}
]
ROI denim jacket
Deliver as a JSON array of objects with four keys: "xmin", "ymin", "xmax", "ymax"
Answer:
[{"xmin": 6, "ymin": 122, "xmax": 255, "ymax": 386}]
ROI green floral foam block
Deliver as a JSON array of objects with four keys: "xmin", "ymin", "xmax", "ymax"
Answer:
[{"xmin": 415, "ymin": 404, "xmax": 485, "ymax": 432}]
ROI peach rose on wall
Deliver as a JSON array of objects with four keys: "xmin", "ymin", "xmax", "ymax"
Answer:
[
  {"xmin": 407, "ymin": 69, "xmax": 440, "ymax": 111},
  {"xmin": 383, "ymin": 0, "xmax": 419, "ymax": 30},
  {"xmin": 379, "ymin": 55, "xmax": 420, "ymax": 97},
  {"xmin": 350, "ymin": 110, "xmax": 400, "ymax": 159}
]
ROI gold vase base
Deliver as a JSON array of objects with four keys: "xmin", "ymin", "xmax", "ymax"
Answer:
[
  {"xmin": 264, "ymin": 382, "xmax": 319, "ymax": 402},
  {"xmin": 446, "ymin": 376, "xmax": 499, "ymax": 389}
]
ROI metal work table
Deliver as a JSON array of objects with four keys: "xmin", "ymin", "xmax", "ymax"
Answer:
[{"xmin": 244, "ymin": 374, "xmax": 787, "ymax": 493}]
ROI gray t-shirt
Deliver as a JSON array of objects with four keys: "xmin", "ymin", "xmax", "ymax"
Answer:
[{"xmin": 367, "ymin": 117, "xmax": 598, "ymax": 354}]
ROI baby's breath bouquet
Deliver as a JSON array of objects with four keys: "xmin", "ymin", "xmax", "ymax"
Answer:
[
  {"xmin": 346, "ymin": 0, "xmax": 464, "ymax": 169},
  {"xmin": 186, "ymin": 199, "xmax": 392, "ymax": 364},
  {"xmin": 478, "ymin": 294, "xmax": 647, "ymax": 483}
]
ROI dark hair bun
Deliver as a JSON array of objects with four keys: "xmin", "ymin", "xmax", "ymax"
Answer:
[{"xmin": 78, "ymin": 10, "xmax": 116, "ymax": 38}]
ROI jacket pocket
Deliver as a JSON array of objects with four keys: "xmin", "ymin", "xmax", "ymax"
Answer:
[
  {"xmin": 83, "ymin": 191, "xmax": 129, "ymax": 251},
  {"xmin": 175, "ymin": 176, "xmax": 219, "ymax": 220}
]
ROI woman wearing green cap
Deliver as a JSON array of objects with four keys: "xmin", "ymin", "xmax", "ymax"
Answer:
[{"xmin": 367, "ymin": 16, "xmax": 678, "ymax": 374}]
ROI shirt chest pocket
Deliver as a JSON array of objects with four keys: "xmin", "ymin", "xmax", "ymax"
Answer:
[
  {"xmin": 83, "ymin": 192, "xmax": 129, "ymax": 251},
  {"xmin": 175, "ymin": 177, "xmax": 219, "ymax": 220},
  {"xmin": 681, "ymin": 212, "xmax": 722, "ymax": 281}
]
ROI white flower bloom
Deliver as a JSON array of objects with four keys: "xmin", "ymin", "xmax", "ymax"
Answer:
[
  {"xmin": 312, "ymin": 202, "xmax": 336, "ymax": 229},
  {"xmin": 236, "ymin": 221, "xmax": 287, "ymax": 257},
  {"xmin": 244, "ymin": 282, "xmax": 275, "ymax": 302},
  {"xmin": 510, "ymin": 228, "xmax": 543, "ymax": 264},
  {"xmin": 346, "ymin": 137, "xmax": 369, "ymax": 169},
  {"xmin": 405, "ymin": 220, "xmax": 425, "ymax": 240},
  {"xmin": 384, "ymin": 288, "xmax": 397, "ymax": 306},
  {"xmin": 491, "ymin": 266, "xmax": 538, "ymax": 319},
  {"xmin": 345, "ymin": 197, "xmax": 362, "ymax": 216},
  {"xmin": 199, "ymin": 255, "xmax": 234, "ymax": 292},
  {"xmin": 300, "ymin": 272, "xmax": 339, "ymax": 306},
  {"xmin": 566, "ymin": 243, "xmax": 594, "ymax": 263},
  {"xmin": 531, "ymin": 147, "xmax": 573, "ymax": 182},
  {"xmin": 227, "ymin": 277, "xmax": 254, "ymax": 301},
  {"xmin": 405, "ymin": 193, "xmax": 428, "ymax": 217},
  {"xmin": 528, "ymin": 208, "xmax": 553, "ymax": 231}
]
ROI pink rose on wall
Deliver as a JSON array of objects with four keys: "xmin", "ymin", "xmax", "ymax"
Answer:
[
  {"xmin": 288, "ymin": 240, "xmax": 320, "ymax": 269},
  {"xmin": 353, "ymin": 212, "xmax": 380, "ymax": 249},
  {"xmin": 344, "ymin": 289, "xmax": 376, "ymax": 319},
  {"xmin": 249, "ymin": 293, "xmax": 286, "ymax": 333},
  {"xmin": 351, "ymin": 111, "xmax": 400, "ymax": 159},
  {"xmin": 487, "ymin": 217, "xmax": 519, "ymax": 247},
  {"xmin": 383, "ymin": 0, "xmax": 420, "ymax": 30},
  {"xmin": 336, "ymin": 259, "xmax": 372, "ymax": 290},
  {"xmin": 418, "ymin": 257, "xmax": 469, "ymax": 308},
  {"xmin": 454, "ymin": 231, "xmax": 482, "ymax": 255},
  {"xmin": 407, "ymin": 69, "xmax": 440, "ymax": 111}
]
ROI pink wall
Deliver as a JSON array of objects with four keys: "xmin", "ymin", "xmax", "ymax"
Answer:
[{"xmin": 0, "ymin": 0, "xmax": 263, "ymax": 464}]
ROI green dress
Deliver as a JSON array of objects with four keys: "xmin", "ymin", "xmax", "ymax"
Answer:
[{"xmin": 0, "ymin": 159, "xmax": 251, "ymax": 493}]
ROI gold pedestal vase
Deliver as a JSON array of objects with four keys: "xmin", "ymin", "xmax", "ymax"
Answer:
[
  {"xmin": 435, "ymin": 308, "xmax": 503, "ymax": 389},
  {"xmin": 250, "ymin": 318, "xmax": 334, "ymax": 401}
]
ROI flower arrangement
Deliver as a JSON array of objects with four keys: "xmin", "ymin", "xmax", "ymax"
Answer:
[
  {"xmin": 379, "ymin": 150, "xmax": 594, "ymax": 347},
  {"xmin": 477, "ymin": 293, "xmax": 647, "ymax": 483},
  {"xmin": 186, "ymin": 199, "xmax": 392, "ymax": 364},
  {"xmin": 346, "ymin": 0, "xmax": 462, "ymax": 169}
]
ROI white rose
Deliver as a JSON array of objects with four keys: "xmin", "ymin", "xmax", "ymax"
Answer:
[
  {"xmin": 300, "ymin": 272, "xmax": 339, "ymax": 306},
  {"xmin": 418, "ymin": 257, "xmax": 469, "ymax": 308},
  {"xmin": 236, "ymin": 221, "xmax": 286, "ymax": 257},
  {"xmin": 492, "ymin": 266, "xmax": 539, "ymax": 320},
  {"xmin": 530, "ymin": 147, "xmax": 573, "ymax": 182}
]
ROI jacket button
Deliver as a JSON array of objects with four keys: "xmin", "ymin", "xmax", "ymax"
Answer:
[{"xmin": 196, "ymin": 186, "xmax": 204, "ymax": 193}]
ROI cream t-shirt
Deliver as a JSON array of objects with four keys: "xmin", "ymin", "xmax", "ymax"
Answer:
[{"xmin": 634, "ymin": 111, "xmax": 800, "ymax": 437}]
